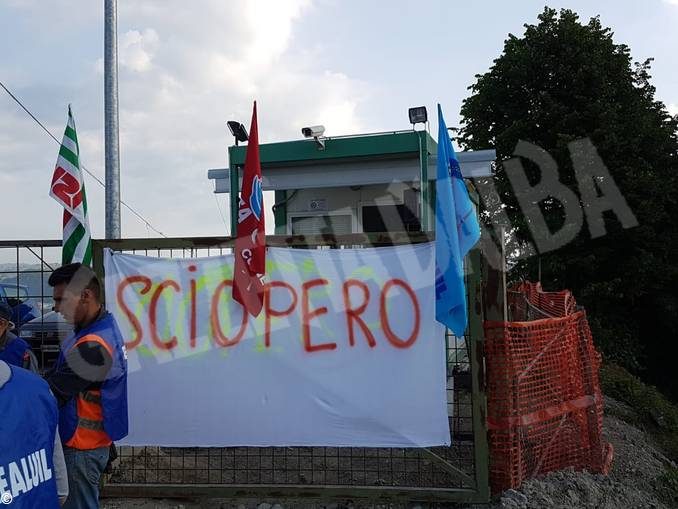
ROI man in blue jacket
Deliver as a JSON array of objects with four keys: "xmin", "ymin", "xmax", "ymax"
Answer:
[
  {"xmin": 46, "ymin": 263, "xmax": 128, "ymax": 509},
  {"xmin": 0, "ymin": 302, "xmax": 38, "ymax": 372},
  {"xmin": 0, "ymin": 360, "xmax": 69, "ymax": 507}
]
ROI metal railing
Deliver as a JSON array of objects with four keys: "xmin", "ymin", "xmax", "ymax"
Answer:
[{"xmin": 0, "ymin": 240, "xmax": 63, "ymax": 369}]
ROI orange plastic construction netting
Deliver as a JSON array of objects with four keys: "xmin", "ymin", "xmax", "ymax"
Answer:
[{"xmin": 484, "ymin": 282, "xmax": 613, "ymax": 493}]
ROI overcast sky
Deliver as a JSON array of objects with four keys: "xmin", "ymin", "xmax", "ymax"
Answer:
[{"xmin": 1, "ymin": 0, "xmax": 676, "ymax": 244}]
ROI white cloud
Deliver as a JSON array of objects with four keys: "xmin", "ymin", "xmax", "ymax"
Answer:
[
  {"xmin": 0, "ymin": 0, "xmax": 372, "ymax": 242},
  {"xmin": 243, "ymin": 0, "xmax": 312, "ymax": 67},
  {"xmin": 663, "ymin": 0, "xmax": 678, "ymax": 5},
  {"xmin": 110, "ymin": 0, "xmax": 369, "ymax": 176},
  {"xmin": 668, "ymin": 103, "xmax": 678, "ymax": 116},
  {"xmin": 119, "ymin": 29, "xmax": 159, "ymax": 72},
  {"xmin": 95, "ymin": 28, "xmax": 160, "ymax": 74}
]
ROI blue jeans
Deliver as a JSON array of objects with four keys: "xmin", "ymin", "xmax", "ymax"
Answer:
[{"xmin": 63, "ymin": 446, "xmax": 109, "ymax": 509}]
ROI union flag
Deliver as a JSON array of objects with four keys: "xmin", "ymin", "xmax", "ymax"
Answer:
[{"xmin": 232, "ymin": 101, "xmax": 266, "ymax": 316}]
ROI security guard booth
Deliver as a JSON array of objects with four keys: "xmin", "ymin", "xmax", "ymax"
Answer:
[{"xmin": 207, "ymin": 130, "xmax": 494, "ymax": 237}]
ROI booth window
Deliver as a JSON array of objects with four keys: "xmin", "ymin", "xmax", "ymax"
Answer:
[
  {"xmin": 290, "ymin": 214, "xmax": 353, "ymax": 236},
  {"xmin": 361, "ymin": 205, "xmax": 420, "ymax": 232}
]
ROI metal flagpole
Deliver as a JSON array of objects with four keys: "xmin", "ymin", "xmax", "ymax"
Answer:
[{"xmin": 104, "ymin": 0, "xmax": 121, "ymax": 238}]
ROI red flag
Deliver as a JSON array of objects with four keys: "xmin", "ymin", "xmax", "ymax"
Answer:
[{"xmin": 232, "ymin": 101, "xmax": 266, "ymax": 316}]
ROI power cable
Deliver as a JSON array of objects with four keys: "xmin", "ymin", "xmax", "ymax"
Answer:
[
  {"xmin": 0, "ymin": 79, "xmax": 167, "ymax": 238},
  {"xmin": 213, "ymin": 192, "xmax": 230, "ymax": 235}
]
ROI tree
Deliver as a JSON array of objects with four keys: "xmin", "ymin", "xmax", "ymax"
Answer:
[{"xmin": 459, "ymin": 8, "xmax": 678, "ymax": 397}]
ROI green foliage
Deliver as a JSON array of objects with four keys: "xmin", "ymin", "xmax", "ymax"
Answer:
[
  {"xmin": 459, "ymin": 8, "xmax": 678, "ymax": 397},
  {"xmin": 657, "ymin": 467, "xmax": 678, "ymax": 507},
  {"xmin": 600, "ymin": 363, "xmax": 678, "ymax": 461}
]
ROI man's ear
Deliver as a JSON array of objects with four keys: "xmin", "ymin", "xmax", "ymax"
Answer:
[{"xmin": 81, "ymin": 288, "xmax": 94, "ymax": 302}]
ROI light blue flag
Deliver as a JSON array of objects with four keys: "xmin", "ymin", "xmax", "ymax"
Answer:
[{"xmin": 435, "ymin": 104, "xmax": 481, "ymax": 336}]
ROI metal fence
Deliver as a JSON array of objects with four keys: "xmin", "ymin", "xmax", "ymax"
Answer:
[
  {"xmin": 0, "ymin": 234, "xmax": 489, "ymax": 504},
  {"xmin": 0, "ymin": 240, "xmax": 63, "ymax": 368}
]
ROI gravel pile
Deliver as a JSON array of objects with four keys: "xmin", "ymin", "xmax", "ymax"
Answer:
[{"xmin": 479, "ymin": 397, "xmax": 676, "ymax": 509}]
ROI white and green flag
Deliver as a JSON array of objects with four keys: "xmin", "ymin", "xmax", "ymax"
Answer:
[{"xmin": 49, "ymin": 106, "xmax": 92, "ymax": 265}]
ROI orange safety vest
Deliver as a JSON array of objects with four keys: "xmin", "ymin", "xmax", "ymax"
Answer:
[{"xmin": 64, "ymin": 335, "xmax": 113, "ymax": 450}]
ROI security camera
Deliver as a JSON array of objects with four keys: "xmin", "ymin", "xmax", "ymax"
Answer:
[
  {"xmin": 301, "ymin": 125, "xmax": 325, "ymax": 138},
  {"xmin": 301, "ymin": 125, "xmax": 326, "ymax": 150}
]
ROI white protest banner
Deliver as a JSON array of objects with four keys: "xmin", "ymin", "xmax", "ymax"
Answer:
[{"xmin": 104, "ymin": 243, "xmax": 449, "ymax": 447}]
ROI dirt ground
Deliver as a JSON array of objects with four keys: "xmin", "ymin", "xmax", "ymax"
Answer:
[{"xmin": 101, "ymin": 398, "xmax": 678, "ymax": 509}]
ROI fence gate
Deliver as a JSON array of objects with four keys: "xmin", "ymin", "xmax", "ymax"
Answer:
[{"xmin": 0, "ymin": 234, "xmax": 489, "ymax": 504}]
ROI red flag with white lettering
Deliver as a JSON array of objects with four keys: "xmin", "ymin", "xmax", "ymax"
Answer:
[{"xmin": 232, "ymin": 101, "xmax": 266, "ymax": 316}]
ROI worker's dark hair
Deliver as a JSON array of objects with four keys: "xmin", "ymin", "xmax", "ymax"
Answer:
[{"xmin": 48, "ymin": 263, "xmax": 101, "ymax": 301}]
